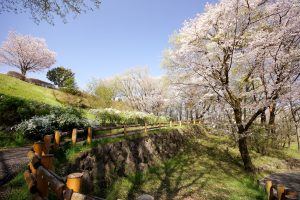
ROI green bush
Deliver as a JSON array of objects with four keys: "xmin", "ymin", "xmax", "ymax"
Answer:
[{"xmin": 0, "ymin": 94, "xmax": 52, "ymax": 127}]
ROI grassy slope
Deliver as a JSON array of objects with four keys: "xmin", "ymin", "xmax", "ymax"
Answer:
[
  {"xmin": 0, "ymin": 73, "xmax": 63, "ymax": 106},
  {"xmin": 0, "ymin": 74, "xmax": 97, "ymax": 108}
]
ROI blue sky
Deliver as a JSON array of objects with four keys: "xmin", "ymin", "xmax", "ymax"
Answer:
[{"xmin": 0, "ymin": 0, "xmax": 216, "ymax": 89}]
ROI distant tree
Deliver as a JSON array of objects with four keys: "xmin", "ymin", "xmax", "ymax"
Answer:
[
  {"xmin": 0, "ymin": 32, "xmax": 56, "ymax": 76},
  {"xmin": 0, "ymin": 0, "xmax": 101, "ymax": 24},
  {"xmin": 87, "ymin": 79, "xmax": 116, "ymax": 108},
  {"xmin": 47, "ymin": 67, "xmax": 75, "ymax": 87},
  {"xmin": 64, "ymin": 76, "xmax": 78, "ymax": 93},
  {"xmin": 115, "ymin": 67, "xmax": 165, "ymax": 114}
]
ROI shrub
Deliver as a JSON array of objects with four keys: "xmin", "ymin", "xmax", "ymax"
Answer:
[
  {"xmin": 26, "ymin": 78, "xmax": 55, "ymax": 89},
  {"xmin": 0, "ymin": 94, "xmax": 52, "ymax": 127},
  {"xmin": 90, "ymin": 108, "xmax": 168, "ymax": 126},
  {"xmin": 7, "ymin": 71, "xmax": 26, "ymax": 81},
  {"xmin": 15, "ymin": 107, "xmax": 89, "ymax": 140}
]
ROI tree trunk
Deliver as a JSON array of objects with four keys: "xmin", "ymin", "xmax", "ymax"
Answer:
[
  {"xmin": 21, "ymin": 67, "xmax": 27, "ymax": 76},
  {"xmin": 195, "ymin": 109, "xmax": 199, "ymax": 120},
  {"xmin": 238, "ymin": 135, "xmax": 254, "ymax": 172},
  {"xmin": 233, "ymin": 106, "xmax": 255, "ymax": 172},
  {"xmin": 268, "ymin": 102, "xmax": 277, "ymax": 147},
  {"xmin": 296, "ymin": 125, "xmax": 300, "ymax": 152},
  {"xmin": 261, "ymin": 111, "xmax": 266, "ymax": 125}
]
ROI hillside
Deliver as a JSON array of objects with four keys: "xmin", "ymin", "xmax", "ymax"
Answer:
[{"xmin": 0, "ymin": 73, "xmax": 97, "ymax": 108}]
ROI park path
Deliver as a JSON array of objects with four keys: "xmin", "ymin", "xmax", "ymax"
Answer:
[{"xmin": 0, "ymin": 146, "xmax": 30, "ymax": 186}]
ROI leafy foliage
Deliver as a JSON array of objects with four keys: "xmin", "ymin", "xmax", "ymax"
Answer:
[
  {"xmin": 0, "ymin": 94, "xmax": 52, "ymax": 127},
  {"xmin": 15, "ymin": 107, "xmax": 88, "ymax": 140},
  {"xmin": 47, "ymin": 67, "xmax": 75, "ymax": 87}
]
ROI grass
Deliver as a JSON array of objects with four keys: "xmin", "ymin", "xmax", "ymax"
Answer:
[
  {"xmin": 104, "ymin": 134, "xmax": 260, "ymax": 200},
  {"xmin": 0, "ymin": 74, "xmax": 97, "ymax": 107},
  {"xmin": 0, "ymin": 73, "xmax": 62, "ymax": 106},
  {"xmin": 0, "ymin": 131, "xmax": 29, "ymax": 149},
  {"xmin": 0, "ymin": 166, "xmax": 29, "ymax": 200},
  {"xmin": 3, "ymin": 127, "xmax": 300, "ymax": 200}
]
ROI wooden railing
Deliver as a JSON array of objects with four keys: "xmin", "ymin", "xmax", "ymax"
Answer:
[
  {"xmin": 24, "ymin": 120, "xmax": 200, "ymax": 199},
  {"xmin": 264, "ymin": 180, "xmax": 298, "ymax": 200},
  {"xmin": 24, "ymin": 140, "xmax": 105, "ymax": 199}
]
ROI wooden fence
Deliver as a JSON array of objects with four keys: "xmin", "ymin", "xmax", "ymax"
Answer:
[
  {"xmin": 24, "ymin": 120, "xmax": 199, "ymax": 199},
  {"xmin": 264, "ymin": 180, "xmax": 298, "ymax": 200}
]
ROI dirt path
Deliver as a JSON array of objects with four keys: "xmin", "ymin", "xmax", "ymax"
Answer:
[{"xmin": 0, "ymin": 146, "xmax": 30, "ymax": 186}]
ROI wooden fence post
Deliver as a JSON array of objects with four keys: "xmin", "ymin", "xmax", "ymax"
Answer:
[
  {"xmin": 33, "ymin": 142, "xmax": 44, "ymax": 157},
  {"xmin": 24, "ymin": 170, "xmax": 36, "ymax": 193},
  {"xmin": 265, "ymin": 180, "xmax": 272, "ymax": 200},
  {"xmin": 170, "ymin": 121, "xmax": 172, "ymax": 127},
  {"xmin": 193, "ymin": 120, "xmax": 196, "ymax": 125},
  {"xmin": 72, "ymin": 128, "xmax": 77, "ymax": 145},
  {"xmin": 277, "ymin": 184, "xmax": 285, "ymax": 200},
  {"xmin": 66, "ymin": 172, "xmax": 83, "ymax": 193},
  {"xmin": 144, "ymin": 123, "xmax": 148, "ymax": 134},
  {"xmin": 41, "ymin": 154, "xmax": 54, "ymax": 170},
  {"xmin": 54, "ymin": 130, "xmax": 61, "ymax": 149},
  {"xmin": 179, "ymin": 121, "xmax": 182, "ymax": 127},
  {"xmin": 87, "ymin": 127, "xmax": 92, "ymax": 145},
  {"xmin": 43, "ymin": 135, "xmax": 52, "ymax": 154}
]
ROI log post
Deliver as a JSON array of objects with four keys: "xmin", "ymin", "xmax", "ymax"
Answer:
[
  {"xmin": 265, "ymin": 180, "xmax": 272, "ymax": 200},
  {"xmin": 72, "ymin": 129, "xmax": 77, "ymax": 145},
  {"xmin": 24, "ymin": 170, "xmax": 37, "ymax": 193},
  {"xmin": 66, "ymin": 172, "xmax": 83, "ymax": 193},
  {"xmin": 43, "ymin": 135, "xmax": 52, "ymax": 154},
  {"xmin": 87, "ymin": 127, "xmax": 92, "ymax": 145},
  {"xmin": 179, "ymin": 121, "xmax": 182, "ymax": 127},
  {"xmin": 41, "ymin": 154, "xmax": 54, "ymax": 170},
  {"xmin": 144, "ymin": 123, "xmax": 148, "ymax": 134},
  {"xmin": 277, "ymin": 184, "xmax": 285, "ymax": 200},
  {"xmin": 54, "ymin": 130, "xmax": 61, "ymax": 149},
  {"xmin": 36, "ymin": 166, "xmax": 65, "ymax": 198},
  {"xmin": 33, "ymin": 142, "xmax": 44, "ymax": 157},
  {"xmin": 170, "ymin": 121, "xmax": 172, "ymax": 127},
  {"xmin": 193, "ymin": 120, "xmax": 196, "ymax": 125}
]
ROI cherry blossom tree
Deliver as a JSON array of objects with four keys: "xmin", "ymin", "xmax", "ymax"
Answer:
[
  {"xmin": 163, "ymin": 0, "xmax": 300, "ymax": 171},
  {"xmin": 0, "ymin": 32, "xmax": 56, "ymax": 76},
  {"xmin": 115, "ymin": 67, "xmax": 165, "ymax": 115}
]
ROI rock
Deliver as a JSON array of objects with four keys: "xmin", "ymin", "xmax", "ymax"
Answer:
[{"xmin": 136, "ymin": 194, "xmax": 154, "ymax": 200}]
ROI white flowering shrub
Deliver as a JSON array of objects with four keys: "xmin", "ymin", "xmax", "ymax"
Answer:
[
  {"xmin": 90, "ymin": 108, "xmax": 168, "ymax": 126},
  {"xmin": 16, "ymin": 107, "xmax": 88, "ymax": 140}
]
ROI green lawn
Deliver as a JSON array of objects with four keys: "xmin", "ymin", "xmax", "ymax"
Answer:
[
  {"xmin": 0, "ymin": 74, "xmax": 63, "ymax": 106},
  {"xmin": 0, "ymin": 74, "xmax": 97, "ymax": 108}
]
